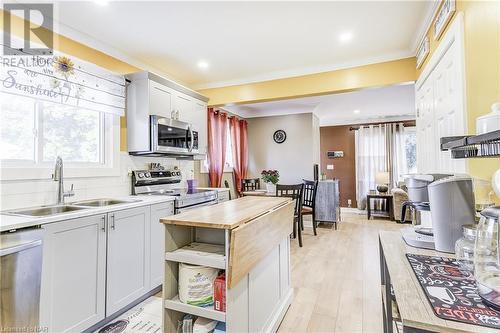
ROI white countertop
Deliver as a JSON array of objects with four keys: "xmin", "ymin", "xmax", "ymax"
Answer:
[
  {"xmin": 197, "ymin": 187, "xmax": 230, "ymax": 192},
  {"xmin": 0, "ymin": 195, "xmax": 176, "ymax": 232}
]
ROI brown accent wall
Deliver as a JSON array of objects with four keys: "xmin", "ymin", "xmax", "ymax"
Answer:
[{"xmin": 320, "ymin": 126, "xmax": 356, "ymax": 208}]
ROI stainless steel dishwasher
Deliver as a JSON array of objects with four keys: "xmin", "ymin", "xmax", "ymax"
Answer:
[{"xmin": 0, "ymin": 227, "xmax": 44, "ymax": 330}]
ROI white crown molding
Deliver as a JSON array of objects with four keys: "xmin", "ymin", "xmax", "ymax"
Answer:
[
  {"xmin": 320, "ymin": 115, "xmax": 416, "ymax": 127},
  {"xmin": 410, "ymin": 0, "xmax": 441, "ymax": 54},
  {"xmin": 192, "ymin": 50, "xmax": 415, "ymax": 90}
]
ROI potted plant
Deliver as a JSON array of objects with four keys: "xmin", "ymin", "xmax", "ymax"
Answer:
[{"xmin": 261, "ymin": 170, "xmax": 279, "ymax": 194}]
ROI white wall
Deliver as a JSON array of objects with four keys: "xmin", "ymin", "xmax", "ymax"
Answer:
[
  {"xmin": 247, "ymin": 113, "xmax": 316, "ymax": 184},
  {"xmin": 0, "ymin": 154, "xmax": 194, "ymax": 210}
]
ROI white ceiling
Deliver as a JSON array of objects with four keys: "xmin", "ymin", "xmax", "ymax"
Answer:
[
  {"xmin": 223, "ymin": 84, "xmax": 416, "ymax": 126},
  {"xmin": 50, "ymin": 1, "xmax": 434, "ymax": 89}
]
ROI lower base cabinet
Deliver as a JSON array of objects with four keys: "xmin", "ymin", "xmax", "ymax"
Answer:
[
  {"xmin": 40, "ymin": 214, "xmax": 107, "ymax": 333},
  {"xmin": 106, "ymin": 206, "xmax": 150, "ymax": 315},
  {"xmin": 40, "ymin": 201, "xmax": 174, "ymax": 332},
  {"xmin": 150, "ymin": 202, "xmax": 174, "ymax": 288}
]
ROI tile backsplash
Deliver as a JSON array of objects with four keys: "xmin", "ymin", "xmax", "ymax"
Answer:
[{"xmin": 0, "ymin": 153, "xmax": 194, "ymax": 210}]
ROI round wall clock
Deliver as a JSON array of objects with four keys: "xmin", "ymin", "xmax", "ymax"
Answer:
[{"xmin": 273, "ymin": 130, "xmax": 287, "ymax": 144}]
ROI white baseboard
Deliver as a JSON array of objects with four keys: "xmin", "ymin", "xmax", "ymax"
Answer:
[{"xmin": 340, "ymin": 207, "xmax": 366, "ymax": 215}]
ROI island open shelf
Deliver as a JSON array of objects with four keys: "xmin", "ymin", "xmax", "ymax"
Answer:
[{"xmin": 160, "ymin": 196, "xmax": 295, "ymax": 333}]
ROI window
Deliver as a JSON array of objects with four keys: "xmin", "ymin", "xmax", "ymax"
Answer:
[
  {"xmin": 0, "ymin": 94, "xmax": 119, "ymax": 179},
  {"xmin": 202, "ymin": 123, "xmax": 233, "ymax": 173},
  {"xmin": 404, "ymin": 127, "xmax": 417, "ymax": 174}
]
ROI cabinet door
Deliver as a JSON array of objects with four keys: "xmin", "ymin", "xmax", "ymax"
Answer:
[
  {"xmin": 150, "ymin": 80, "xmax": 174, "ymax": 118},
  {"xmin": 40, "ymin": 214, "xmax": 106, "ymax": 333},
  {"xmin": 174, "ymin": 92, "xmax": 193, "ymax": 123},
  {"xmin": 106, "ymin": 206, "xmax": 150, "ymax": 315},
  {"xmin": 193, "ymin": 100, "xmax": 208, "ymax": 155},
  {"xmin": 150, "ymin": 201, "xmax": 174, "ymax": 289}
]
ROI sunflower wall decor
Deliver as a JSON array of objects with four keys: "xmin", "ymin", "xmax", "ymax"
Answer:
[{"xmin": 53, "ymin": 56, "xmax": 75, "ymax": 79}]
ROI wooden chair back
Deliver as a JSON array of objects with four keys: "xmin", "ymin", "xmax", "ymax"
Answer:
[
  {"xmin": 302, "ymin": 179, "xmax": 318, "ymax": 209},
  {"xmin": 276, "ymin": 184, "xmax": 304, "ymax": 216},
  {"xmin": 241, "ymin": 178, "xmax": 260, "ymax": 192}
]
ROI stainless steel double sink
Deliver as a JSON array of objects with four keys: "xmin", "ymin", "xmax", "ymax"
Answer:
[{"xmin": 3, "ymin": 198, "xmax": 142, "ymax": 217}]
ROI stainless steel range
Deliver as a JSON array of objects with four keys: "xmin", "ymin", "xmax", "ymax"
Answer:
[{"xmin": 131, "ymin": 169, "xmax": 217, "ymax": 213}]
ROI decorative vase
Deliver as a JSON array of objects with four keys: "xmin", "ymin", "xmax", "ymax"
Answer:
[{"xmin": 266, "ymin": 183, "xmax": 276, "ymax": 194}]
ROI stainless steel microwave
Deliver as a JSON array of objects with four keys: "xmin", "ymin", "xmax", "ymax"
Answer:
[{"xmin": 151, "ymin": 115, "xmax": 198, "ymax": 155}]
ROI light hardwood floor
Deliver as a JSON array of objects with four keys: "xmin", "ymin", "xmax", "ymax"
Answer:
[{"xmin": 277, "ymin": 212, "xmax": 404, "ymax": 333}]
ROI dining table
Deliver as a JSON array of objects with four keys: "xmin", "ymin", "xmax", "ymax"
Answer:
[{"xmin": 241, "ymin": 189, "xmax": 275, "ymax": 197}]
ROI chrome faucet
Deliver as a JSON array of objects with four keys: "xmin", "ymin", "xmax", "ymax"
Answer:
[{"xmin": 53, "ymin": 156, "xmax": 74, "ymax": 205}]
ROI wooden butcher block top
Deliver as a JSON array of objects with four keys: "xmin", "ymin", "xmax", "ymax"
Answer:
[{"xmin": 160, "ymin": 196, "xmax": 292, "ymax": 229}]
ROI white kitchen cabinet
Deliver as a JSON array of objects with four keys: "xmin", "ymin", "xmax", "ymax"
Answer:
[
  {"xmin": 40, "ymin": 214, "xmax": 107, "ymax": 333},
  {"xmin": 106, "ymin": 206, "xmax": 151, "ymax": 315},
  {"xmin": 193, "ymin": 100, "xmax": 208, "ymax": 155},
  {"xmin": 149, "ymin": 80, "xmax": 174, "ymax": 118},
  {"xmin": 174, "ymin": 92, "xmax": 193, "ymax": 122},
  {"xmin": 126, "ymin": 71, "xmax": 209, "ymax": 157},
  {"xmin": 150, "ymin": 201, "xmax": 174, "ymax": 289}
]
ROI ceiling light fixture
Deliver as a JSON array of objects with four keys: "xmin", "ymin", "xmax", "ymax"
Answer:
[
  {"xmin": 353, "ymin": 109, "xmax": 360, "ymax": 114},
  {"xmin": 339, "ymin": 32, "xmax": 353, "ymax": 43},
  {"xmin": 197, "ymin": 60, "xmax": 209, "ymax": 70},
  {"xmin": 94, "ymin": 0, "xmax": 109, "ymax": 6}
]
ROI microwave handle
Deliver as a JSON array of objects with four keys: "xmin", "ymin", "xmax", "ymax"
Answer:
[{"xmin": 188, "ymin": 126, "xmax": 194, "ymax": 152}]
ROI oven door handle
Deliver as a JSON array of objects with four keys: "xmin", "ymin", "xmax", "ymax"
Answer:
[{"xmin": 188, "ymin": 126, "xmax": 194, "ymax": 152}]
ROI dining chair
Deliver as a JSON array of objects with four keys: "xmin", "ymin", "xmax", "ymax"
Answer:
[
  {"xmin": 302, "ymin": 180, "xmax": 318, "ymax": 236},
  {"xmin": 224, "ymin": 180, "xmax": 232, "ymax": 200},
  {"xmin": 241, "ymin": 178, "xmax": 260, "ymax": 192},
  {"xmin": 276, "ymin": 184, "xmax": 304, "ymax": 247}
]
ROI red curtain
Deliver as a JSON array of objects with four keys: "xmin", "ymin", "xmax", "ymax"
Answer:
[
  {"xmin": 229, "ymin": 117, "xmax": 248, "ymax": 194},
  {"xmin": 207, "ymin": 108, "xmax": 228, "ymax": 187}
]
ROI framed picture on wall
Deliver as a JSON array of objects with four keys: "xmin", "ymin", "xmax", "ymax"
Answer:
[
  {"xmin": 416, "ymin": 36, "xmax": 429, "ymax": 69},
  {"xmin": 433, "ymin": 0, "xmax": 456, "ymax": 40}
]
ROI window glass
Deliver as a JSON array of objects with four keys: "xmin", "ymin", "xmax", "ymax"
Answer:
[
  {"xmin": 0, "ymin": 94, "xmax": 36, "ymax": 161},
  {"xmin": 405, "ymin": 127, "xmax": 417, "ymax": 174},
  {"xmin": 41, "ymin": 102, "xmax": 101, "ymax": 163}
]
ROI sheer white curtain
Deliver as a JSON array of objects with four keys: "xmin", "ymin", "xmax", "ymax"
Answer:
[
  {"xmin": 389, "ymin": 123, "xmax": 408, "ymax": 187},
  {"xmin": 355, "ymin": 125, "xmax": 387, "ymax": 210}
]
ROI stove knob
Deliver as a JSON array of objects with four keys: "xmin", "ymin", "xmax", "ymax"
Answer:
[
  {"xmin": 177, "ymin": 171, "xmax": 181, "ymax": 176},
  {"xmin": 145, "ymin": 172, "xmax": 151, "ymax": 178},
  {"xmin": 138, "ymin": 172, "xmax": 144, "ymax": 178}
]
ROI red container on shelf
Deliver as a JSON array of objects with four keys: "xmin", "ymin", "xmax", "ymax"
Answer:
[{"xmin": 213, "ymin": 273, "xmax": 226, "ymax": 312}]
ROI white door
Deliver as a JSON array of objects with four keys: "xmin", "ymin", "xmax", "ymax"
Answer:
[
  {"xmin": 149, "ymin": 201, "xmax": 174, "ymax": 289},
  {"xmin": 40, "ymin": 214, "xmax": 107, "ymax": 333},
  {"xmin": 432, "ymin": 42, "xmax": 467, "ymax": 173},
  {"xmin": 106, "ymin": 206, "xmax": 151, "ymax": 315},
  {"xmin": 149, "ymin": 80, "xmax": 174, "ymax": 118},
  {"xmin": 193, "ymin": 100, "xmax": 208, "ymax": 155},
  {"xmin": 415, "ymin": 14, "xmax": 466, "ymax": 174}
]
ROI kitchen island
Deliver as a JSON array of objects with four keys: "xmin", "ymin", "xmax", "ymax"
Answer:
[{"xmin": 160, "ymin": 196, "xmax": 295, "ymax": 332}]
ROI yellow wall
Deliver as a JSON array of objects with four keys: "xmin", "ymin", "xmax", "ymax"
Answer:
[
  {"xmin": 417, "ymin": 1, "xmax": 500, "ymax": 191},
  {"xmin": 1, "ymin": 10, "xmax": 138, "ymax": 151},
  {"xmin": 199, "ymin": 57, "xmax": 417, "ymax": 106}
]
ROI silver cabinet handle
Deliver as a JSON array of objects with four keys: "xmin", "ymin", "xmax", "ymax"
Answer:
[
  {"xmin": 101, "ymin": 215, "xmax": 106, "ymax": 232},
  {"xmin": 110, "ymin": 214, "xmax": 115, "ymax": 230}
]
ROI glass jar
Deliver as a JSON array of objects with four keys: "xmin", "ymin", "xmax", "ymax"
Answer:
[
  {"xmin": 474, "ymin": 206, "xmax": 500, "ymax": 309},
  {"xmin": 455, "ymin": 224, "xmax": 477, "ymax": 271}
]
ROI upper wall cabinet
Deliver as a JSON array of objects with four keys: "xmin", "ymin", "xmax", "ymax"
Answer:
[{"xmin": 126, "ymin": 71, "xmax": 209, "ymax": 155}]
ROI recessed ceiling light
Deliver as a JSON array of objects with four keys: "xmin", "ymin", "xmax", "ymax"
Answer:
[
  {"xmin": 197, "ymin": 60, "xmax": 209, "ymax": 70},
  {"xmin": 353, "ymin": 109, "xmax": 360, "ymax": 114},
  {"xmin": 94, "ymin": 0, "xmax": 109, "ymax": 6},
  {"xmin": 339, "ymin": 32, "xmax": 353, "ymax": 43}
]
